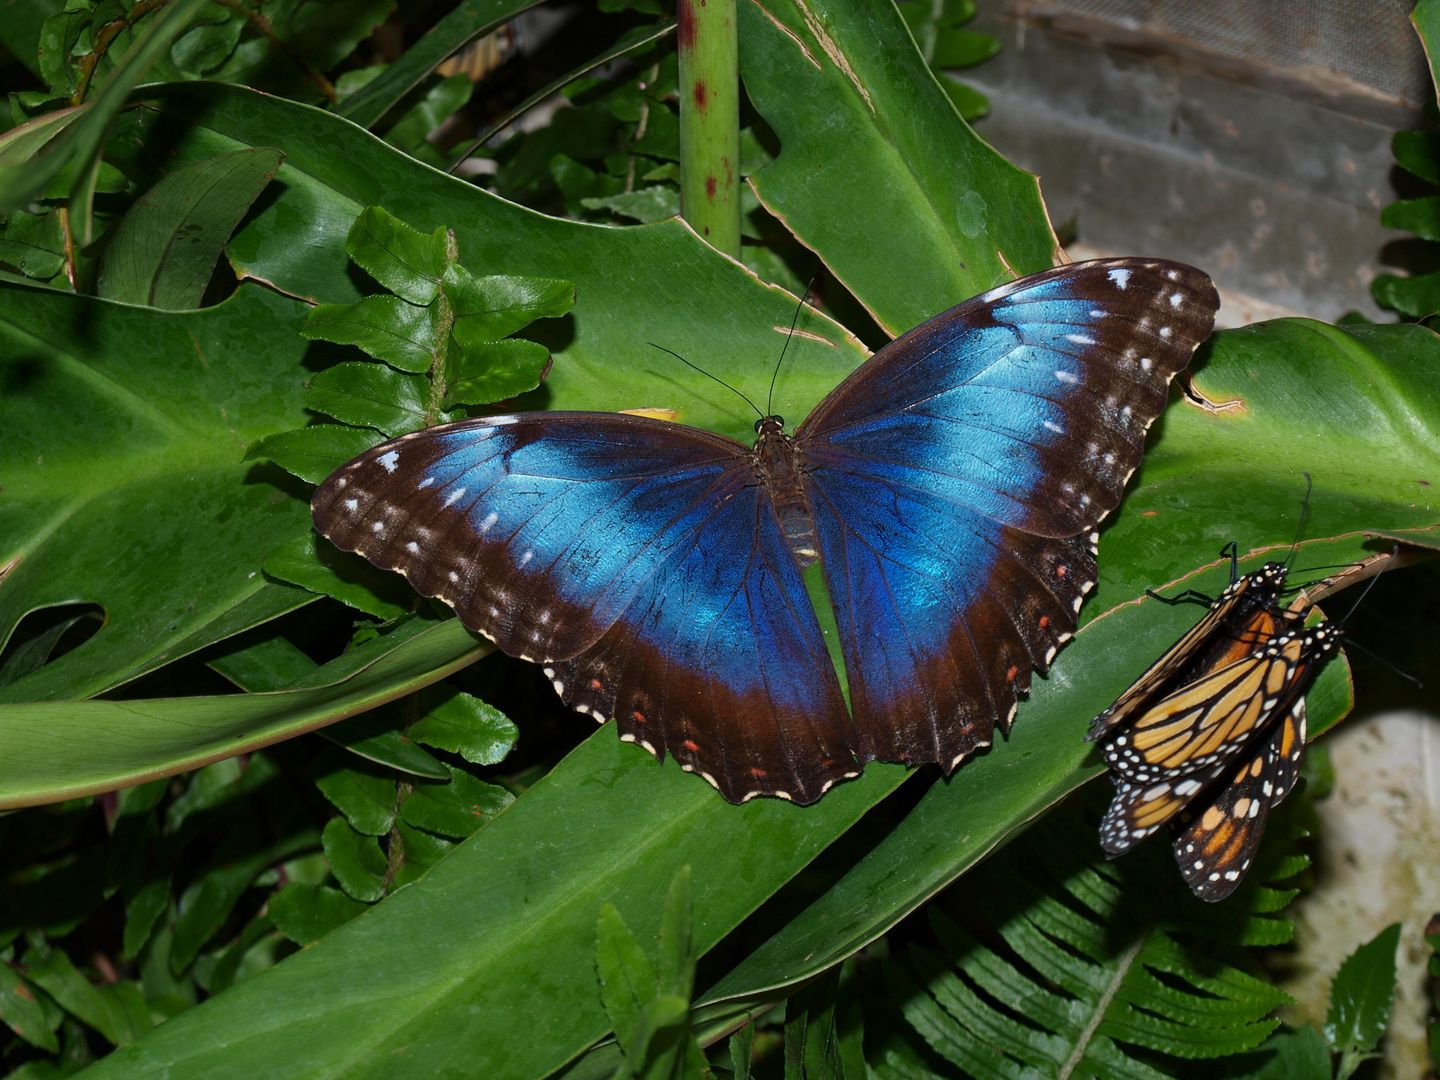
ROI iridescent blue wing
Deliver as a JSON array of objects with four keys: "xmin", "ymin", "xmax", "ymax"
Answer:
[
  {"xmin": 795, "ymin": 258, "xmax": 1220, "ymax": 768},
  {"xmin": 311, "ymin": 414, "xmax": 856, "ymax": 804}
]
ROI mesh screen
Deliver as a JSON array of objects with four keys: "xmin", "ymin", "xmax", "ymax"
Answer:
[{"xmin": 1000, "ymin": 0, "xmax": 1429, "ymax": 108}]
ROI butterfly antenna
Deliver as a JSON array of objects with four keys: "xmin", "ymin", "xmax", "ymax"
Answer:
[
  {"xmin": 767, "ymin": 278, "xmax": 815, "ymax": 417},
  {"xmin": 1283, "ymin": 473, "xmax": 1313, "ymax": 569},
  {"xmin": 648, "ymin": 343, "xmax": 763, "ymax": 419},
  {"xmin": 1339, "ymin": 637, "xmax": 1424, "ymax": 688},
  {"xmin": 1220, "ymin": 540, "xmax": 1239, "ymax": 585}
]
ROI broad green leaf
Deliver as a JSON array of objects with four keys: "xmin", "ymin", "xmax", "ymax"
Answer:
[
  {"xmin": 656, "ymin": 866, "xmax": 693, "ymax": 1001},
  {"xmin": 154, "ymin": 84, "xmax": 870, "ymax": 446},
  {"xmin": 0, "ymin": 283, "xmax": 318, "ymax": 703},
  {"xmin": 344, "ymin": 206, "xmax": 449, "ymax": 306},
  {"xmin": 445, "ymin": 338, "xmax": 552, "ymax": 406},
  {"xmin": 391, "ymin": 819, "xmax": 455, "ymax": 888},
  {"xmin": 738, "ymin": 0, "xmax": 1057, "ymax": 334},
  {"xmin": 397, "ymin": 764, "xmax": 513, "ymax": 839},
  {"xmin": 302, "ymin": 296, "xmax": 440, "ymax": 374},
  {"xmin": 382, "ymin": 74, "xmax": 473, "ymax": 164},
  {"xmin": 929, "ymin": 29, "xmax": 998, "ymax": 68},
  {"xmin": 96, "ymin": 147, "xmax": 284, "ymax": 309},
  {"xmin": 336, "ymin": 0, "xmax": 546, "ymax": 129},
  {"xmin": 444, "ymin": 266, "xmax": 575, "ymax": 342},
  {"xmin": 268, "ymin": 885, "xmax": 368, "ymax": 947},
  {"xmin": 1415, "ymin": 0, "xmax": 1440, "ymax": 112},
  {"xmin": 0, "ymin": 619, "xmax": 489, "ymax": 808},
  {"xmin": 248, "ymin": 425, "xmax": 386, "ymax": 486},
  {"xmin": 322, "ymin": 817, "xmax": 388, "ymax": 902},
  {"xmin": 262, "ymin": 534, "xmax": 415, "ymax": 622},
  {"xmin": 206, "ymin": 633, "xmax": 319, "ymax": 692},
  {"xmin": 408, "ymin": 688, "xmax": 518, "ymax": 766},
  {"xmin": 1323, "ymin": 922, "xmax": 1401, "ymax": 1055},
  {"xmin": 75, "ymin": 736, "xmax": 906, "ymax": 1080}
]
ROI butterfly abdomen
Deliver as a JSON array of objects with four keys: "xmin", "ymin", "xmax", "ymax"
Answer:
[{"xmin": 753, "ymin": 417, "xmax": 820, "ymax": 567}]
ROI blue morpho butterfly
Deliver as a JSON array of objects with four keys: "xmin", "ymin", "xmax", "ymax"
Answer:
[{"xmin": 312, "ymin": 258, "xmax": 1219, "ymax": 804}]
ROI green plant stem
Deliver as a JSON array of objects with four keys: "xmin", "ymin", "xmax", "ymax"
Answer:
[{"xmin": 677, "ymin": 0, "xmax": 741, "ymax": 257}]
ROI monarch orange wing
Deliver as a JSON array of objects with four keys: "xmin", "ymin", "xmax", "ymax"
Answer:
[
  {"xmin": 1087, "ymin": 563, "xmax": 1289, "ymax": 741},
  {"xmin": 1172, "ymin": 698, "xmax": 1306, "ymax": 901}
]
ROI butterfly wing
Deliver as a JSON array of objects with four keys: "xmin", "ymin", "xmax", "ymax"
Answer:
[
  {"xmin": 1101, "ymin": 622, "xmax": 1340, "ymax": 786},
  {"xmin": 1087, "ymin": 563, "xmax": 1289, "ymax": 741},
  {"xmin": 312, "ymin": 413, "xmax": 854, "ymax": 803},
  {"xmin": 1171, "ymin": 698, "xmax": 1305, "ymax": 901},
  {"xmin": 795, "ymin": 258, "xmax": 1219, "ymax": 765}
]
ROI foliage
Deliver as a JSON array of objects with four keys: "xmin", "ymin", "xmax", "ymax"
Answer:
[{"xmin": 0, "ymin": 0, "xmax": 1432, "ymax": 1078}]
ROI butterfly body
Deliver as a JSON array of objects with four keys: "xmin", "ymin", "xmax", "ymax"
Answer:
[{"xmin": 314, "ymin": 258, "xmax": 1219, "ymax": 803}]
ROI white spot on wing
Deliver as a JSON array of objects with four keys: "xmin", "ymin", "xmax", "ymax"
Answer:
[
  {"xmin": 378, "ymin": 450, "xmax": 400, "ymax": 473},
  {"xmin": 1043, "ymin": 420, "xmax": 1064, "ymax": 434},
  {"xmin": 443, "ymin": 487, "xmax": 468, "ymax": 508},
  {"xmin": 1064, "ymin": 333, "xmax": 1096, "ymax": 346},
  {"xmin": 479, "ymin": 511, "xmax": 499, "ymax": 534},
  {"xmin": 1054, "ymin": 370, "xmax": 1079, "ymax": 384},
  {"xmin": 1108, "ymin": 268, "xmax": 1131, "ymax": 290},
  {"xmin": 344, "ymin": 498, "xmax": 358, "ymax": 512},
  {"xmin": 418, "ymin": 477, "xmax": 435, "ymax": 489}
]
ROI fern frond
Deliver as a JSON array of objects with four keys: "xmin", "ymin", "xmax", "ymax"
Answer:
[{"xmin": 878, "ymin": 790, "xmax": 1303, "ymax": 1079}]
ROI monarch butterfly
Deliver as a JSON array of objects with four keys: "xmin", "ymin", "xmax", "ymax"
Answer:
[{"xmin": 1086, "ymin": 542, "xmax": 1357, "ymax": 901}]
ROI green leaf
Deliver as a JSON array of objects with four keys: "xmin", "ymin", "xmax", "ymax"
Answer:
[
  {"xmin": 304, "ymin": 361, "xmax": 430, "ymax": 437},
  {"xmin": 344, "ymin": 205, "xmax": 449, "ymax": 306},
  {"xmin": 0, "ymin": 975, "xmax": 56, "ymax": 1054},
  {"xmin": 0, "ymin": 283, "xmax": 318, "ymax": 703},
  {"xmin": 407, "ymin": 687, "xmax": 518, "ymax": 765},
  {"xmin": 1381, "ymin": 195, "xmax": 1440, "ymax": 241},
  {"xmin": 0, "ymin": 0, "xmax": 212, "ymax": 211},
  {"xmin": 0, "ymin": 618, "xmax": 489, "ymax": 808},
  {"xmin": 1414, "ymin": 0, "xmax": 1440, "ymax": 111},
  {"xmin": 122, "ymin": 877, "xmax": 172, "ymax": 961},
  {"xmin": 383, "ymin": 73, "xmax": 473, "ymax": 164},
  {"xmin": 597, "ymin": 902, "xmax": 660, "ymax": 1057},
  {"xmin": 398, "ymin": 764, "xmax": 513, "ymax": 838},
  {"xmin": 268, "ymin": 885, "xmax": 368, "ymax": 947},
  {"xmin": 1225, "ymin": 1024, "xmax": 1332, "ymax": 1080},
  {"xmin": 320, "ymin": 710, "xmax": 451, "ymax": 780},
  {"xmin": 444, "ymin": 266, "xmax": 576, "ymax": 342},
  {"xmin": 1392, "ymin": 130, "xmax": 1440, "ymax": 185},
  {"xmin": 582, "ymin": 186, "xmax": 681, "ymax": 224},
  {"xmin": 1372, "ymin": 270, "xmax": 1440, "ymax": 318},
  {"xmin": 0, "ymin": 209, "xmax": 66, "ymax": 281},
  {"xmin": 738, "ymin": 0, "xmax": 1056, "ymax": 335},
  {"xmin": 313, "ymin": 749, "xmax": 398, "ymax": 836},
  {"xmin": 23, "ymin": 947, "xmax": 120, "ymax": 1045},
  {"xmin": 1323, "ymin": 922, "xmax": 1401, "ymax": 1062},
  {"xmin": 206, "ymin": 633, "xmax": 318, "ymax": 692},
  {"xmin": 445, "ymin": 338, "xmax": 552, "ymax": 407},
  {"xmin": 937, "ymin": 75, "xmax": 989, "ymax": 122},
  {"xmin": 302, "ymin": 296, "xmax": 441, "ymax": 374},
  {"xmin": 928, "ymin": 29, "xmax": 998, "ymax": 68},
  {"xmin": 0, "ymin": 104, "xmax": 86, "ymax": 170},
  {"xmin": 337, "ymin": 0, "xmax": 544, "ymax": 129},
  {"xmin": 262, "ymin": 534, "xmax": 415, "ymax": 621},
  {"xmin": 322, "ymin": 817, "xmax": 388, "ymax": 902},
  {"xmin": 390, "ymin": 819, "xmax": 455, "ymax": 887},
  {"xmin": 96, "ymin": 147, "xmax": 284, "ymax": 309},
  {"xmin": 656, "ymin": 866, "xmax": 694, "ymax": 1002},
  {"xmin": 248, "ymin": 424, "xmax": 386, "ymax": 486}
]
